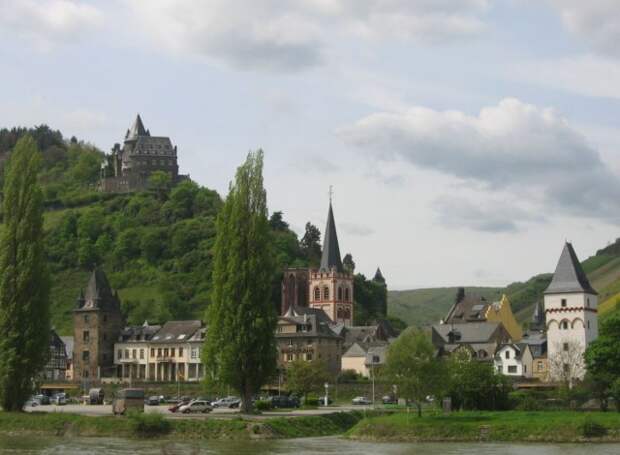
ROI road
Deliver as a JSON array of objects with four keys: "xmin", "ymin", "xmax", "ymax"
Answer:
[{"xmin": 25, "ymin": 403, "xmax": 374, "ymax": 419}]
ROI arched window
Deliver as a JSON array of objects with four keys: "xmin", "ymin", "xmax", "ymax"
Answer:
[
  {"xmin": 344, "ymin": 287, "xmax": 350, "ymax": 302},
  {"xmin": 323, "ymin": 286, "xmax": 330, "ymax": 300},
  {"xmin": 338, "ymin": 287, "xmax": 343, "ymax": 301},
  {"xmin": 314, "ymin": 287, "xmax": 320, "ymax": 301},
  {"xmin": 561, "ymin": 320, "xmax": 569, "ymax": 330}
]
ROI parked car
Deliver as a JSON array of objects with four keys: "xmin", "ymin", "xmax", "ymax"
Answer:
[
  {"xmin": 382, "ymin": 395, "xmax": 397, "ymax": 405},
  {"xmin": 52, "ymin": 393, "xmax": 67, "ymax": 405},
  {"xmin": 34, "ymin": 394, "xmax": 50, "ymax": 405},
  {"xmin": 212, "ymin": 396, "xmax": 240, "ymax": 408},
  {"xmin": 168, "ymin": 399, "xmax": 190, "ymax": 413},
  {"xmin": 352, "ymin": 396, "xmax": 372, "ymax": 406},
  {"xmin": 113, "ymin": 388, "xmax": 145, "ymax": 415},
  {"xmin": 269, "ymin": 395, "xmax": 300, "ymax": 408},
  {"xmin": 179, "ymin": 400, "xmax": 213, "ymax": 414},
  {"xmin": 146, "ymin": 396, "xmax": 161, "ymax": 406}
]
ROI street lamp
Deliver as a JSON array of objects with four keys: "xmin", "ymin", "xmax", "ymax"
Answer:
[{"xmin": 324, "ymin": 382, "xmax": 329, "ymax": 407}]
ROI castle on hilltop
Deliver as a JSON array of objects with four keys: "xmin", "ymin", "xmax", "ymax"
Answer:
[{"xmin": 100, "ymin": 114, "xmax": 187, "ymax": 193}]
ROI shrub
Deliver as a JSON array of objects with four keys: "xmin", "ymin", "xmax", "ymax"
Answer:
[
  {"xmin": 303, "ymin": 396, "xmax": 319, "ymax": 407},
  {"xmin": 255, "ymin": 400, "xmax": 272, "ymax": 411},
  {"xmin": 128, "ymin": 411, "xmax": 171, "ymax": 437},
  {"xmin": 579, "ymin": 417, "xmax": 607, "ymax": 438}
]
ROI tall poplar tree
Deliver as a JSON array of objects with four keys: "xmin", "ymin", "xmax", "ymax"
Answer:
[
  {"xmin": 0, "ymin": 136, "xmax": 50, "ymax": 411},
  {"xmin": 203, "ymin": 150, "xmax": 276, "ymax": 413}
]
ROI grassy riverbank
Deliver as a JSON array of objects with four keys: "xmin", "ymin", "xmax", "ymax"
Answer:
[
  {"xmin": 0, "ymin": 410, "xmax": 372, "ymax": 440},
  {"xmin": 348, "ymin": 411, "xmax": 620, "ymax": 442}
]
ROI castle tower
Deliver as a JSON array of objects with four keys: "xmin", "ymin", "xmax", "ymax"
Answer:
[
  {"xmin": 281, "ymin": 268, "xmax": 309, "ymax": 315},
  {"xmin": 309, "ymin": 201, "xmax": 354, "ymax": 325},
  {"xmin": 544, "ymin": 242, "xmax": 598, "ymax": 380},
  {"xmin": 73, "ymin": 268, "xmax": 124, "ymax": 381}
]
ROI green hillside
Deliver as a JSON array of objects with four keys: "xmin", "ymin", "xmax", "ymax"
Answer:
[
  {"xmin": 2, "ymin": 126, "xmax": 389, "ymax": 335},
  {"xmin": 389, "ymin": 240, "xmax": 620, "ymax": 329}
]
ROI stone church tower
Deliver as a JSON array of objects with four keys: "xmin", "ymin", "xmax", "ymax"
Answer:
[
  {"xmin": 544, "ymin": 242, "xmax": 598, "ymax": 380},
  {"xmin": 309, "ymin": 201, "xmax": 354, "ymax": 326},
  {"xmin": 73, "ymin": 268, "xmax": 124, "ymax": 381}
]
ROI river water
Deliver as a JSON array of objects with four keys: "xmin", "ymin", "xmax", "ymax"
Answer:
[{"xmin": 1, "ymin": 436, "xmax": 620, "ymax": 455}]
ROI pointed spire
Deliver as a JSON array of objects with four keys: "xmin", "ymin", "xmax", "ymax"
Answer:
[
  {"xmin": 82, "ymin": 267, "xmax": 116, "ymax": 309},
  {"xmin": 530, "ymin": 301, "xmax": 545, "ymax": 331},
  {"xmin": 544, "ymin": 242, "xmax": 597, "ymax": 295},
  {"xmin": 125, "ymin": 114, "xmax": 147, "ymax": 140},
  {"xmin": 75, "ymin": 288, "xmax": 85, "ymax": 309},
  {"xmin": 373, "ymin": 267, "xmax": 386, "ymax": 283},
  {"xmin": 320, "ymin": 201, "xmax": 343, "ymax": 273}
]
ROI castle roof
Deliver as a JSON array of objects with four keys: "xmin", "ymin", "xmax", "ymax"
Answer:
[
  {"xmin": 373, "ymin": 267, "xmax": 385, "ymax": 283},
  {"xmin": 320, "ymin": 202, "xmax": 343, "ymax": 273},
  {"xmin": 126, "ymin": 114, "xmax": 148, "ymax": 141},
  {"xmin": 75, "ymin": 268, "xmax": 120, "ymax": 311},
  {"xmin": 544, "ymin": 242, "xmax": 597, "ymax": 295}
]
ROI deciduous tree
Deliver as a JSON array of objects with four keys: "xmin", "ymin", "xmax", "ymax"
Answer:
[
  {"xmin": 286, "ymin": 360, "xmax": 329, "ymax": 402},
  {"xmin": 203, "ymin": 150, "xmax": 277, "ymax": 413},
  {"xmin": 0, "ymin": 136, "xmax": 50, "ymax": 411}
]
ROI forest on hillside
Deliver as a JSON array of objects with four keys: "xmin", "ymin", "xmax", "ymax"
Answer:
[{"xmin": 0, "ymin": 126, "xmax": 391, "ymax": 334}]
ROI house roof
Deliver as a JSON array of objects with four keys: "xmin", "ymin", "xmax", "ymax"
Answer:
[
  {"xmin": 120, "ymin": 321, "xmax": 162, "ymax": 342},
  {"xmin": 279, "ymin": 305, "xmax": 341, "ymax": 339},
  {"xmin": 496, "ymin": 343, "xmax": 531, "ymax": 361},
  {"xmin": 319, "ymin": 202, "xmax": 343, "ymax": 273},
  {"xmin": 343, "ymin": 342, "xmax": 368, "ymax": 358},
  {"xmin": 433, "ymin": 322, "xmax": 503, "ymax": 344},
  {"xmin": 444, "ymin": 291, "xmax": 490, "ymax": 324},
  {"xmin": 150, "ymin": 320, "xmax": 202, "ymax": 343},
  {"xmin": 365, "ymin": 345, "xmax": 388, "ymax": 365},
  {"xmin": 544, "ymin": 242, "xmax": 597, "ymax": 295}
]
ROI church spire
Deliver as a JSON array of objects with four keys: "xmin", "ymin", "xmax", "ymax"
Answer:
[{"xmin": 319, "ymin": 200, "xmax": 343, "ymax": 273}]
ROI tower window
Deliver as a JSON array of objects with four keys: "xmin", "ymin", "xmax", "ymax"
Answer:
[
  {"xmin": 314, "ymin": 287, "xmax": 320, "ymax": 301},
  {"xmin": 345, "ymin": 287, "xmax": 350, "ymax": 302},
  {"xmin": 83, "ymin": 331, "xmax": 90, "ymax": 342},
  {"xmin": 561, "ymin": 299, "xmax": 567, "ymax": 308},
  {"xmin": 82, "ymin": 351, "xmax": 90, "ymax": 361},
  {"xmin": 563, "ymin": 342, "xmax": 569, "ymax": 352},
  {"xmin": 338, "ymin": 287, "xmax": 343, "ymax": 301},
  {"xmin": 561, "ymin": 321, "xmax": 568, "ymax": 330},
  {"xmin": 323, "ymin": 287, "xmax": 330, "ymax": 300},
  {"xmin": 587, "ymin": 320, "xmax": 590, "ymax": 329},
  {"xmin": 84, "ymin": 315, "xmax": 89, "ymax": 323}
]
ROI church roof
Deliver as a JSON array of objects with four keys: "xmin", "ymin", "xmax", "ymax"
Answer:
[
  {"xmin": 544, "ymin": 242, "xmax": 597, "ymax": 295},
  {"xmin": 75, "ymin": 268, "xmax": 120, "ymax": 311},
  {"xmin": 125, "ymin": 114, "xmax": 149, "ymax": 141},
  {"xmin": 530, "ymin": 301, "xmax": 545, "ymax": 331},
  {"xmin": 320, "ymin": 202, "xmax": 343, "ymax": 273}
]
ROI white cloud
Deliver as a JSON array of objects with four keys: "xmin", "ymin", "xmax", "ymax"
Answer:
[
  {"xmin": 339, "ymin": 98, "xmax": 620, "ymax": 227},
  {"xmin": 127, "ymin": 0, "xmax": 489, "ymax": 71},
  {"xmin": 549, "ymin": 0, "xmax": 620, "ymax": 58},
  {"xmin": 512, "ymin": 54, "xmax": 620, "ymax": 100},
  {"xmin": 0, "ymin": 1, "xmax": 104, "ymax": 50}
]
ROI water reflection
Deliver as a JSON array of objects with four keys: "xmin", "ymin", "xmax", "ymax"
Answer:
[{"xmin": 1, "ymin": 436, "xmax": 620, "ymax": 455}]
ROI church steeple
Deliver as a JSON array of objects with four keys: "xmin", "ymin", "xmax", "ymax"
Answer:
[{"xmin": 320, "ymin": 202, "xmax": 343, "ymax": 273}]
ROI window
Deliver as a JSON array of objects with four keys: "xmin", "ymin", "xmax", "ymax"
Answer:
[
  {"xmin": 561, "ymin": 299, "xmax": 567, "ymax": 308},
  {"xmin": 338, "ymin": 287, "xmax": 343, "ymax": 301},
  {"xmin": 314, "ymin": 287, "xmax": 320, "ymax": 301},
  {"xmin": 537, "ymin": 361, "xmax": 544, "ymax": 372},
  {"xmin": 132, "ymin": 349, "xmax": 136, "ymax": 359},
  {"xmin": 563, "ymin": 363, "xmax": 570, "ymax": 373},
  {"xmin": 171, "ymin": 348, "xmax": 175, "ymax": 357},
  {"xmin": 586, "ymin": 298, "xmax": 590, "ymax": 308},
  {"xmin": 140, "ymin": 349, "xmax": 144, "ymax": 359},
  {"xmin": 82, "ymin": 351, "xmax": 90, "ymax": 361},
  {"xmin": 344, "ymin": 288, "xmax": 350, "ymax": 302},
  {"xmin": 323, "ymin": 286, "xmax": 330, "ymax": 300},
  {"xmin": 563, "ymin": 342, "xmax": 569, "ymax": 352},
  {"xmin": 84, "ymin": 315, "xmax": 89, "ymax": 323},
  {"xmin": 179, "ymin": 348, "xmax": 183, "ymax": 357},
  {"xmin": 191, "ymin": 348, "xmax": 198, "ymax": 359},
  {"xmin": 82, "ymin": 370, "xmax": 89, "ymax": 378},
  {"xmin": 125, "ymin": 349, "xmax": 129, "ymax": 358},
  {"xmin": 524, "ymin": 365, "xmax": 527, "ymax": 374},
  {"xmin": 164, "ymin": 348, "xmax": 169, "ymax": 357},
  {"xmin": 83, "ymin": 331, "xmax": 90, "ymax": 342},
  {"xmin": 561, "ymin": 321, "xmax": 568, "ymax": 330},
  {"xmin": 151, "ymin": 348, "xmax": 155, "ymax": 357},
  {"xmin": 508, "ymin": 365, "xmax": 517, "ymax": 373},
  {"xmin": 306, "ymin": 353, "xmax": 313, "ymax": 361},
  {"xmin": 588, "ymin": 320, "xmax": 591, "ymax": 329},
  {"xmin": 117, "ymin": 349, "xmax": 122, "ymax": 359},
  {"xmin": 505, "ymin": 350, "xmax": 510, "ymax": 359}
]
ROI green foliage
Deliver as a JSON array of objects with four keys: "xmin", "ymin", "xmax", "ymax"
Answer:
[
  {"xmin": 0, "ymin": 136, "xmax": 51, "ymax": 411},
  {"xmin": 384, "ymin": 328, "xmax": 445, "ymax": 416},
  {"xmin": 127, "ymin": 411, "xmax": 171, "ymax": 437},
  {"xmin": 338, "ymin": 369, "xmax": 362, "ymax": 382},
  {"xmin": 447, "ymin": 350, "xmax": 511, "ymax": 411},
  {"xmin": 300, "ymin": 222, "xmax": 321, "ymax": 267},
  {"xmin": 203, "ymin": 150, "xmax": 277, "ymax": 413},
  {"xmin": 286, "ymin": 360, "xmax": 330, "ymax": 399},
  {"xmin": 255, "ymin": 399, "xmax": 272, "ymax": 411},
  {"xmin": 580, "ymin": 417, "xmax": 608, "ymax": 438},
  {"xmin": 354, "ymin": 272, "xmax": 388, "ymax": 324}
]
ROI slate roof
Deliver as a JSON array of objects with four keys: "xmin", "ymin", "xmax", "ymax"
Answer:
[
  {"xmin": 119, "ymin": 321, "xmax": 162, "ymax": 342},
  {"xmin": 444, "ymin": 291, "xmax": 490, "ymax": 324},
  {"xmin": 280, "ymin": 305, "xmax": 341, "ymax": 339},
  {"xmin": 544, "ymin": 242, "xmax": 597, "ymax": 295},
  {"xmin": 75, "ymin": 268, "xmax": 121, "ymax": 311},
  {"xmin": 433, "ymin": 322, "xmax": 503, "ymax": 344},
  {"xmin": 320, "ymin": 202, "xmax": 343, "ymax": 273},
  {"xmin": 520, "ymin": 331, "xmax": 547, "ymax": 358},
  {"xmin": 126, "ymin": 114, "xmax": 148, "ymax": 140},
  {"xmin": 132, "ymin": 136, "xmax": 174, "ymax": 156},
  {"xmin": 150, "ymin": 320, "xmax": 202, "ymax": 343}
]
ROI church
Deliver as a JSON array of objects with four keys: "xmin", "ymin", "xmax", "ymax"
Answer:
[{"xmin": 100, "ymin": 114, "xmax": 187, "ymax": 193}]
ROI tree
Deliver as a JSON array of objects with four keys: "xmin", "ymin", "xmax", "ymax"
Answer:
[
  {"xmin": 585, "ymin": 314, "xmax": 620, "ymax": 408},
  {"xmin": 0, "ymin": 136, "xmax": 50, "ymax": 411},
  {"xmin": 203, "ymin": 150, "xmax": 277, "ymax": 413},
  {"xmin": 286, "ymin": 360, "xmax": 329, "ymax": 401},
  {"xmin": 549, "ymin": 341, "xmax": 585, "ymax": 389},
  {"xmin": 269, "ymin": 211, "xmax": 289, "ymax": 231},
  {"xmin": 300, "ymin": 222, "xmax": 321, "ymax": 266},
  {"xmin": 343, "ymin": 253, "xmax": 355, "ymax": 274},
  {"xmin": 384, "ymin": 329, "xmax": 445, "ymax": 416},
  {"xmin": 148, "ymin": 170, "xmax": 172, "ymax": 202}
]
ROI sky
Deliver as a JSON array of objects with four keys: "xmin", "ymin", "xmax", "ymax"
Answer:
[{"xmin": 1, "ymin": 0, "xmax": 620, "ymax": 290}]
